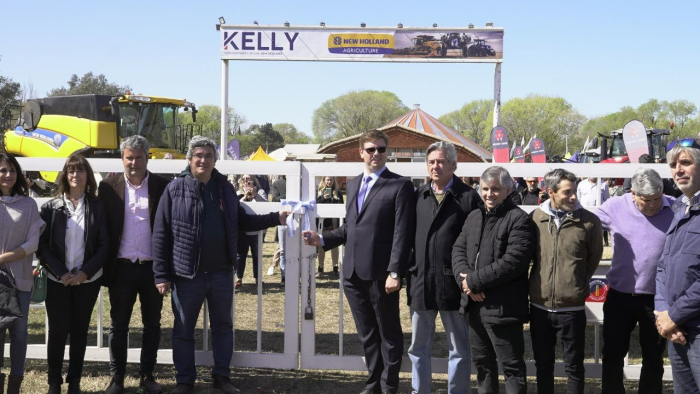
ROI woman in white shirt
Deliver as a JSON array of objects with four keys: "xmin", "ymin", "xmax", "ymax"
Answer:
[
  {"xmin": 0, "ymin": 153, "xmax": 45, "ymax": 394},
  {"xmin": 38, "ymin": 155, "xmax": 109, "ymax": 394}
]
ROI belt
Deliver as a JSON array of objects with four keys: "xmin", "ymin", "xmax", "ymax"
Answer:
[{"xmin": 117, "ymin": 258, "xmax": 153, "ymax": 265}]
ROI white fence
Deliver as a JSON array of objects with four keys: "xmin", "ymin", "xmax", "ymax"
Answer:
[{"xmin": 14, "ymin": 157, "xmax": 673, "ymax": 381}]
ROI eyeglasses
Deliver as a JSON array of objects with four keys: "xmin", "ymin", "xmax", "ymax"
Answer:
[
  {"xmin": 668, "ymin": 138, "xmax": 700, "ymax": 151},
  {"xmin": 364, "ymin": 146, "xmax": 387, "ymax": 154},
  {"xmin": 193, "ymin": 153, "xmax": 216, "ymax": 161}
]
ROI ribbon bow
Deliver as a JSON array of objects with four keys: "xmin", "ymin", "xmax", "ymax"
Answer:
[{"xmin": 281, "ymin": 199, "xmax": 316, "ymax": 237}]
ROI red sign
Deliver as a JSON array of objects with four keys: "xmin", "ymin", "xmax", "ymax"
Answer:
[
  {"xmin": 622, "ymin": 120, "xmax": 649, "ymax": 163},
  {"xmin": 586, "ymin": 278, "xmax": 609, "ymax": 302},
  {"xmin": 529, "ymin": 138, "xmax": 546, "ymax": 163},
  {"xmin": 490, "ymin": 126, "xmax": 510, "ymax": 163}
]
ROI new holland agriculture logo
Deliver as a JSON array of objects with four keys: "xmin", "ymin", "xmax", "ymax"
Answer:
[{"xmin": 328, "ymin": 34, "xmax": 395, "ymax": 54}]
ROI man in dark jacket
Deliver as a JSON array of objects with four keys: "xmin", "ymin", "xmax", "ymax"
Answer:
[
  {"xmin": 452, "ymin": 166, "xmax": 536, "ymax": 394},
  {"xmin": 407, "ymin": 141, "xmax": 479, "ymax": 394},
  {"xmin": 152, "ymin": 136, "xmax": 288, "ymax": 394},
  {"xmin": 518, "ymin": 177, "xmax": 541, "ymax": 205},
  {"xmin": 99, "ymin": 135, "xmax": 170, "ymax": 394},
  {"xmin": 529, "ymin": 169, "xmax": 603, "ymax": 394},
  {"xmin": 269, "ymin": 175, "xmax": 287, "ymax": 281},
  {"xmin": 655, "ymin": 138, "xmax": 700, "ymax": 392}
]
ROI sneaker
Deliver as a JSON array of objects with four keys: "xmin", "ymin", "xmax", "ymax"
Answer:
[
  {"xmin": 139, "ymin": 373, "xmax": 163, "ymax": 394},
  {"xmin": 211, "ymin": 375, "xmax": 240, "ymax": 394},
  {"xmin": 105, "ymin": 375, "xmax": 124, "ymax": 394},
  {"xmin": 171, "ymin": 383, "xmax": 194, "ymax": 394}
]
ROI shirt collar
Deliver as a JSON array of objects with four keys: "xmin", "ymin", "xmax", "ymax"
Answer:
[
  {"xmin": 430, "ymin": 177, "xmax": 454, "ymax": 194},
  {"xmin": 124, "ymin": 172, "xmax": 149, "ymax": 190},
  {"xmin": 364, "ymin": 166, "xmax": 387, "ymax": 181},
  {"xmin": 681, "ymin": 189, "xmax": 700, "ymax": 206}
]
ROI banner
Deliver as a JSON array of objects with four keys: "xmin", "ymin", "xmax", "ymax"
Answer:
[
  {"xmin": 622, "ymin": 120, "xmax": 648, "ymax": 163},
  {"xmin": 221, "ymin": 26, "xmax": 503, "ymax": 63},
  {"xmin": 490, "ymin": 126, "xmax": 510, "ymax": 163},
  {"xmin": 530, "ymin": 138, "xmax": 547, "ymax": 163},
  {"xmin": 227, "ymin": 138, "xmax": 240, "ymax": 160},
  {"xmin": 513, "ymin": 146, "xmax": 525, "ymax": 163}
]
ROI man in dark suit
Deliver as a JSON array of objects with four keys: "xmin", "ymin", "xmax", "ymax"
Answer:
[
  {"xmin": 304, "ymin": 129, "xmax": 415, "ymax": 394},
  {"xmin": 98, "ymin": 135, "xmax": 171, "ymax": 394}
]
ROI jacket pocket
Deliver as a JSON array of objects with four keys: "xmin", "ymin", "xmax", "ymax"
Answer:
[{"xmin": 682, "ymin": 228, "xmax": 700, "ymax": 255}]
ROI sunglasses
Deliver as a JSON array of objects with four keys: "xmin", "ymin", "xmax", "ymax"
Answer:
[
  {"xmin": 668, "ymin": 138, "xmax": 700, "ymax": 151},
  {"xmin": 364, "ymin": 146, "xmax": 387, "ymax": 154}
]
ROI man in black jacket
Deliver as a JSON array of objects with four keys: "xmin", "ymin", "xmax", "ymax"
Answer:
[
  {"xmin": 98, "ymin": 135, "xmax": 171, "ymax": 394},
  {"xmin": 518, "ymin": 177, "xmax": 541, "ymax": 205},
  {"xmin": 452, "ymin": 166, "xmax": 536, "ymax": 394},
  {"xmin": 407, "ymin": 141, "xmax": 479, "ymax": 394}
]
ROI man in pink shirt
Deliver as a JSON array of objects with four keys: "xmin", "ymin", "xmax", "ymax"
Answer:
[{"xmin": 98, "ymin": 136, "xmax": 171, "ymax": 394}]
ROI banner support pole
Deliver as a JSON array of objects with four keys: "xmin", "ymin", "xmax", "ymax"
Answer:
[
  {"xmin": 493, "ymin": 63, "xmax": 502, "ymax": 128},
  {"xmin": 220, "ymin": 59, "xmax": 230, "ymax": 160}
]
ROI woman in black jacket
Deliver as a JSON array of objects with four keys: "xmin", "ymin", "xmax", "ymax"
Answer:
[{"xmin": 38, "ymin": 155, "xmax": 109, "ymax": 394}]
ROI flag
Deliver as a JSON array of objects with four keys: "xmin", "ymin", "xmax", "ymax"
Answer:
[
  {"xmin": 583, "ymin": 135, "xmax": 590, "ymax": 151},
  {"xmin": 523, "ymin": 136, "xmax": 534, "ymax": 152},
  {"xmin": 510, "ymin": 141, "xmax": 516, "ymax": 159}
]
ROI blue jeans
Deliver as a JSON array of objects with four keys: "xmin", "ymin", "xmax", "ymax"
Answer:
[
  {"xmin": 171, "ymin": 270, "xmax": 234, "ymax": 384},
  {"xmin": 668, "ymin": 326, "xmax": 700, "ymax": 394},
  {"xmin": 277, "ymin": 226, "xmax": 286, "ymax": 279},
  {"xmin": 408, "ymin": 308, "xmax": 471, "ymax": 394},
  {"xmin": 0, "ymin": 290, "xmax": 30, "ymax": 376}
]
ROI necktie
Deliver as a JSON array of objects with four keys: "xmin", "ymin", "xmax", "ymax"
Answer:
[{"xmin": 357, "ymin": 176, "xmax": 371, "ymax": 211}]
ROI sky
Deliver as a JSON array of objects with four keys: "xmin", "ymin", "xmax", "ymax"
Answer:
[{"xmin": 2, "ymin": 0, "xmax": 699, "ymax": 137}]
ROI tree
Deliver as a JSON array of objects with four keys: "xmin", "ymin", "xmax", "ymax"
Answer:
[
  {"xmin": 637, "ymin": 99, "xmax": 664, "ymax": 128},
  {"xmin": 273, "ymin": 122, "xmax": 312, "ymax": 144},
  {"xmin": 492, "ymin": 95, "xmax": 586, "ymax": 156},
  {"xmin": 47, "ymin": 72, "xmax": 130, "ymax": 96},
  {"xmin": 177, "ymin": 104, "xmax": 247, "ymax": 142},
  {"xmin": 312, "ymin": 90, "xmax": 408, "ymax": 144},
  {"xmin": 238, "ymin": 123, "xmax": 284, "ymax": 156},
  {"xmin": 665, "ymin": 99, "xmax": 697, "ymax": 135},
  {"xmin": 439, "ymin": 99, "xmax": 492, "ymax": 147}
]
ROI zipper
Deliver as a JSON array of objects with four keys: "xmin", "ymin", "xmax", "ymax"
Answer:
[
  {"xmin": 475, "ymin": 209, "xmax": 488, "ymax": 271},
  {"xmin": 194, "ymin": 182, "xmax": 203, "ymax": 276},
  {"xmin": 550, "ymin": 214, "xmax": 570, "ymax": 308}
]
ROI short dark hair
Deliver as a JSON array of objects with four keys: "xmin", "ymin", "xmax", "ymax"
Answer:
[
  {"xmin": 0, "ymin": 153, "xmax": 28, "ymax": 197},
  {"xmin": 56, "ymin": 154, "xmax": 98, "ymax": 199},
  {"xmin": 544, "ymin": 168, "xmax": 577, "ymax": 193},
  {"xmin": 638, "ymin": 154, "xmax": 653, "ymax": 163},
  {"xmin": 359, "ymin": 130, "xmax": 389, "ymax": 148}
]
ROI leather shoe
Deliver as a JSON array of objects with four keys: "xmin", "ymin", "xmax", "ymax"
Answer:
[
  {"xmin": 212, "ymin": 375, "xmax": 240, "ymax": 393},
  {"xmin": 171, "ymin": 383, "xmax": 194, "ymax": 394},
  {"xmin": 105, "ymin": 375, "xmax": 124, "ymax": 394},
  {"xmin": 140, "ymin": 373, "xmax": 163, "ymax": 393}
]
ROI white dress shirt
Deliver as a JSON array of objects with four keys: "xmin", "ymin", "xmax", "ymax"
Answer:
[{"xmin": 118, "ymin": 173, "xmax": 153, "ymax": 262}]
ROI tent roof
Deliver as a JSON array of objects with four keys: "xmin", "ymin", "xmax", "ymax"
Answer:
[{"xmin": 247, "ymin": 146, "xmax": 277, "ymax": 161}]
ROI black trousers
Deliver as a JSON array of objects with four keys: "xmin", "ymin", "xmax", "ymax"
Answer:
[
  {"xmin": 469, "ymin": 308, "xmax": 527, "ymax": 394},
  {"xmin": 45, "ymin": 279, "xmax": 101, "ymax": 385},
  {"xmin": 530, "ymin": 307, "xmax": 587, "ymax": 394},
  {"xmin": 108, "ymin": 259, "xmax": 164, "ymax": 376},
  {"xmin": 237, "ymin": 234, "xmax": 260, "ymax": 280},
  {"xmin": 602, "ymin": 288, "xmax": 666, "ymax": 394},
  {"xmin": 343, "ymin": 272, "xmax": 403, "ymax": 394}
]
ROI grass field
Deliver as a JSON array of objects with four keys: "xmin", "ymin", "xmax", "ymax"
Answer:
[{"xmin": 10, "ymin": 239, "xmax": 676, "ymax": 393}]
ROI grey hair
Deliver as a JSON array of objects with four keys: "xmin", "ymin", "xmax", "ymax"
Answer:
[
  {"xmin": 186, "ymin": 136, "xmax": 218, "ymax": 160},
  {"xmin": 120, "ymin": 135, "xmax": 150, "ymax": 157},
  {"xmin": 480, "ymin": 166, "xmax": 514, "ymax": 192},
  {"xmin": 631, "ymin": 168, "xmax": 663, "ymax": 196},
  {"xmin": 426, "ymin": 141, "xmax": 458, "ymax": 167},
  {"xmin": 667, "ymin": 143, "xmax": 700, "ymax": 168},
  {"xmin": 543, "ymin": 168, "xmax": 577, "ymax": 193}
]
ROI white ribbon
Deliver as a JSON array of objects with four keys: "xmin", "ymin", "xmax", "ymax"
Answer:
[{"xmin": 281, "ymin": 199, "xmax": 316, "ymax": 237}]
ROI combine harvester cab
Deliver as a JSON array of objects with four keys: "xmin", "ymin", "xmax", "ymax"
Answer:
[{"xmin": 2, "ymin": 93, "xmax": 197, "ymax": 184}]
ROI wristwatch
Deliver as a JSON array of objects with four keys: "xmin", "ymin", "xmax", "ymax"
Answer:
[{"xmin": 389, "ymin": 272, "xmax": 398, "ymax": 279}]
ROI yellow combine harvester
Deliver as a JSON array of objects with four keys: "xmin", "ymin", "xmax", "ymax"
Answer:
[{"xmin": 1, "ymin": 93, "xmax": 198, "ymax": 183}]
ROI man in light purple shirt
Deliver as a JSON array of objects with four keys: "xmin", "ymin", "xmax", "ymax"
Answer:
[{"xmin": 595, "ymin": 168, "xmax": 674, "ymax": 394}]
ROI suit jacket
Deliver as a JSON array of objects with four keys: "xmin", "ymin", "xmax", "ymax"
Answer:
[
  {"xmin": 98, "ymin": 171, "xmax": 170, "ymax": 287},
  {"xmin": 323, "ymin": 168, "xmax": 415, "ymax": 281}
]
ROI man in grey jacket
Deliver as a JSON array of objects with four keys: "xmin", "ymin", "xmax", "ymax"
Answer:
[{"xmin": 529, "ymin": 168, "xmax": 603, "ymax": 394}]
